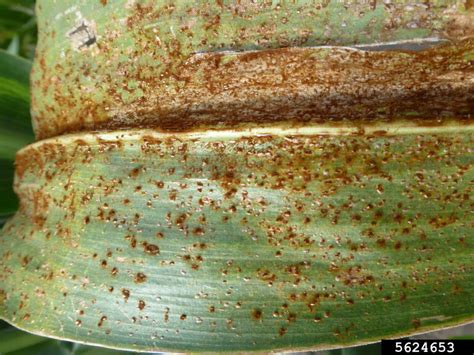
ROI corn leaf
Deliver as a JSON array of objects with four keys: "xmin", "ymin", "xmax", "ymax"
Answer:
[
  {"xmin": 1, "ymin": 0, "xmax": 473, "ymax": 352},
  {"xmin": 1, "ymin": 128, "xmax": 472, "ymax": 352}
]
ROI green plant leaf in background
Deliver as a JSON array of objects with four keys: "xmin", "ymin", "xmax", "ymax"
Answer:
[
  {"xmin": 0, "ymin": 320, "xmax": 142, "ymax": 355},
  {"xmin": 0, "ymin": 324, "xmax": 49, "ymax": 353},
  {"xmin": 0, "ymin": 0, "xmax": 36, "ymax": 59},
  {"xmin": 0, "ymin": 49, "xmax": 34, "ymax": 220}
]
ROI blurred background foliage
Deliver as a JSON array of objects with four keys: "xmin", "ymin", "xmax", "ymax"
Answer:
[
  {"xmin": 0, "ymin": 1, "xmax": 470, "ymax": 354},
  {"xmin": 0, "ymin": 0, "xmax": 35, "ymax": 227},
  {"xmin": 0, "ymin": 0, "xmax": 36, "ymax": 60}
]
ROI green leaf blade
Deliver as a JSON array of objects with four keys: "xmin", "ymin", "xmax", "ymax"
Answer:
[
  {"xmin": 0, "ymin": 327, "xmax": 50, "ymax": 353},
  {"xmin": 1, "ymin": 129, "xmax": 472, "ymax": 352},
  {"xmin": 0, "ymin": 50, "xmax": 34, "ymax": 219}
]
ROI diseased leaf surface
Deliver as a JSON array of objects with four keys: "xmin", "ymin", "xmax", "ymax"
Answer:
[
  {"xmin": 1, "ymin": 0, "xmax": 473, "ymax": 352},
  {"xmin": 1, "ymin": 130, "xmax": 472, "ymax": 352},
  {"xmin": 32, "ymin": 0, "xmax": 473, "ymax": 139}
]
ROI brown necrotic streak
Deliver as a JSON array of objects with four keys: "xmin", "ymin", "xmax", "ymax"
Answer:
[{"xmin": 32, "ymin": 37, "xmax": 474, "ymax": 140}]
